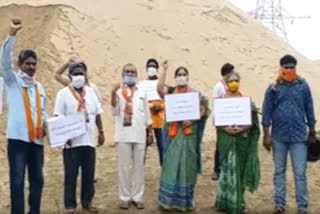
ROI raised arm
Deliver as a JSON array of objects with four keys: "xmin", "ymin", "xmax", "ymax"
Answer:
[
  {"xmin": 1, "ymin": 19, "xmax": 22, "ymax": 84},
  {"xmin": 157, "ymin": 60, "xmax": 169, "ymax": 98},
  {"xmin": 54, "ymin": 61, "xmax": 71, "ymax": 86}
]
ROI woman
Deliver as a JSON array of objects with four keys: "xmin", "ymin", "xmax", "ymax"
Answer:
[
  {"xmin": 214, "ymin": 72, "xmax": 260, "ymax": 214},
  {"xmin": 157, "ymin": 61, "xmax": 210, "ymax": 211}
]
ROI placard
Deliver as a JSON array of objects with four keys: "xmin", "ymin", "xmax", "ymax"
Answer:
[
  {"xmin": 165, "ymin": 92, "xmax": 200, "ymax": 122},
  {"xmin": 47, "ymin": 113, "xmax": 87, "ymax": 148},
  {"xmin": 0, "ymin": 77, "xmax": 3, "ymax": 114},
  {"xmin": 139, "ymin": 80, "xmax": 161, "ymax": 101},
  {"xmin": 214, "ymin": 97, "xmax": 252, "ymax": 126}
]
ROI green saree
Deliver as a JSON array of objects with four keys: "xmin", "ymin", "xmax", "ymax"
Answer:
[
  {"xmin": 158, "ymin": 92, "xmax": 210, "ymax": 211},
  {"xmin": 215, "ymin": 105, "xmax": 260, "ymax": 214}
]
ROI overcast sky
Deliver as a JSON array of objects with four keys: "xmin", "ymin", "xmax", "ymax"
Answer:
[{"xmin": 228, "ymin": 0, "xmax": 320, "ymax": 60}]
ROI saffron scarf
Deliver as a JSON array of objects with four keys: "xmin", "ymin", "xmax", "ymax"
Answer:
[
  {"xmin": 121, "ymin": 83, "xmax": 136, "ymax": 126},
  {"xmin": 68, "ymin": 85, "xmax": 86, "ymax": 112},
  {"xmin": 168, "ymin": 86, "xmax": 192, "ymax": 137},
  {"xmin": 22, "ymin": 84, "xmax": 42, "ymax": 142}
]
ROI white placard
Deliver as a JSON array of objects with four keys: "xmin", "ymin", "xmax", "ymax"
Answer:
[
  {"xmin": 165, "ymin": 92, "xmax": 200, "ymax": 122},
  {"xmin": 214, "ymin": 97, "xmax": 252, "ymax": 126},
  {"xmin": 47, "ymin": 113, "xmax": 87, "ymax": 148},
  {"xmin": 0, "ymin": 77, "xmax": 3, "ymax": 114},
  {"xmin": 139, "ymin": 80, "xmax": 161, "ymax": 101}
]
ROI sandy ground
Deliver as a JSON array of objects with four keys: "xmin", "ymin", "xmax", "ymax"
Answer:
[
  {"xmin": 0, "ymin": 0, "xmax": 320, "ymax": 213},
  {"xmin": 0, "ymin": 137, "xmax": 320, "ymax": 214}
]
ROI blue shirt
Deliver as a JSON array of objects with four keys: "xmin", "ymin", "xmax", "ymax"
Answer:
[
  {"xmin": 1, "ymin": 36, "xmax": 47, "ymax": 145},
  {"xmin": 262, "ymin": 79, "xmax": 316, "ymax": 143}
]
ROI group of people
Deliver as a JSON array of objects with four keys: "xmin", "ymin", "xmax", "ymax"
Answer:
[{"xmin": 0, "ymin": 19, "xmax": 317, "ymax": 214}]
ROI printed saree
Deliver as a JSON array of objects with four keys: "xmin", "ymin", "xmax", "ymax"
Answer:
[{"xmin": 214, "ymin": 104, "xmax": 260, "ymax": 214}]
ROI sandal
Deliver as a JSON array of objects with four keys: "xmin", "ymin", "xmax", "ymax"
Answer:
[
  {"xmin": 274, "ymin": 206, "xmax": 286, "ymax": 214},
  {"xmin": 132, "ymin": 201, "xmax": 144, "ymax": 209},
  {"xmin": 119, "ymin": 200, "xmax": 130, "ymax": 209},
  {"xmin": 83, "ymin": 206, "xmax": 99, "ymax": 213}
]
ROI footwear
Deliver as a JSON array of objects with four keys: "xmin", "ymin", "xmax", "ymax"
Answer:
[
  {"xmin": 273, "ymin": 206, "xmax": 285, "ymax": 214},
  {"xmin": 119, "ymin": 200, "xmax": 130, "ymax": 209},
  {"xmin": 211, "ymin": 172, "xmax": 219, "ymax": 181},
  {"xmin": 132, "ymin": 201, "xmax": 144, "ymax": 209},
  {"xmin": 298, "ymin": 210, "xmax": 308, "ymax": 214},
  {"xmin": 64, "ymin": 209, "xmax": 76, "ymax": 214},
  {"xmin": 83, "ymin": 206, "xmax": 99, "ymax": 213}
]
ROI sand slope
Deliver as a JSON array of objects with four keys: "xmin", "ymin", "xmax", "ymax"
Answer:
[{"xmin": 0, "ymin": 1, "xmax": 320, "ymax": 213}]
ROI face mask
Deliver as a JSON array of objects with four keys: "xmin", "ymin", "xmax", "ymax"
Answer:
[
  {"xmin": 175, "ymin": 76, "xmax": 188, "ymax": 86},
  {"xmin": 124, "ymin": 76, "xmax": 136, "ymax": 86},
  {"xmin": 280, "ymin": 68, "xmax": 297, "ymax": 82},
  {"xmin": 18, "ymin": 70, "xmax": 35, "ymax": 87},
  {"xmin": 147, "ymin": 67, "xmax": 158, "ymax": 77},
  {"xmin": 228, "ymin": 80, "xmax": 240, "ymax": 92},
  {"xmin": 71, "ymin": 75, "xmax": 85, "ymax": 89}
]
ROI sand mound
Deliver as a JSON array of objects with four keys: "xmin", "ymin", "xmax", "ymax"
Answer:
[
  {"xmin": 1, "ymin": 0, "xmax": 319, "ymax": 139},
  {"xmin": 0, "ymin": 1, "xmax": 320, "ymax": 213}
]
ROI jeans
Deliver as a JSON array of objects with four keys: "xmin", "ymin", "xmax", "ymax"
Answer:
[
  {"xmin": 63, "ymin": 146, "xmax": 96, "ymax": 210},
  {"xmin": 7, "ymin": 139, "xmax": 44, "ymax": 214},
  {"xmin": 272, "ymin": 140, "xmax": 308, "ymax": 211},
  {"xmin": 154, "ymin": 128, "xmax": 163, "ymax": 166},
  {"xmin": 213, "ymin": 149, "xmax": 220, "ymax": 174},
  {"xmin": 213, "ymin": 132, "xmax": 220, "ymax": 174}
]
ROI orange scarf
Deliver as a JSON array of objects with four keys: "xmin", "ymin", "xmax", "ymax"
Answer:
[
  {"xmin": 22, "ymin": 84, "xmax": 42, "ymax": 143},
  {"xmin": 122, "ymin": 84, "xmax": 136, "ymax": 126},
  {"xmin": 272, "ymin": 68, "xmax": 299, "ymax": 89},
  {"xmin": 68, "ymin": 85, "xmax": 86, "ymax": 112},
  {"xmin": 168, "ymin": 86, "xmax": 192, "ymax": 137}
]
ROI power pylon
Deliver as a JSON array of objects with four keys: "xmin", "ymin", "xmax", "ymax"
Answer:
[{"xmin": 249, "ymin": 0, "xmax": 311, "ymax": 41}]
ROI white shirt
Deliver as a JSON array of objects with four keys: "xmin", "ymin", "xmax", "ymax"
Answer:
[
  {"xmin": 112, "ymin": 86, "xmax": 152, "ymax": 144},
  {"xmin": 212, "ymin": 80, "xmax": 227, "ymax": 98},
  {"xmin": 212, "ymin": 80, "xmax": 227, "ymax": 125},
  {"xmin": 54, "ymin": 86, "xmax": 103, "ymax": 148}
]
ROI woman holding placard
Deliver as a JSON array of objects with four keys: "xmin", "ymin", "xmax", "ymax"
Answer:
[
  {"xmin": 214, "ymin": 72, "xmax": 260, "ymax": 214},
  {"xmin": 156, "ymin": 61, "xmax": 210, "ymax": 211}
]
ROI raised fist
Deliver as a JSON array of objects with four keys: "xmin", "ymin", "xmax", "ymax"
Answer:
[{"xmin": 9, "ymin": 18, "xmax": 22, "ymax": 36}]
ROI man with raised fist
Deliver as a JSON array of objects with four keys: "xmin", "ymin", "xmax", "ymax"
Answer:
[{"xmin": 0, "ymin": 19, "xmax": 47, "ymax": 214}]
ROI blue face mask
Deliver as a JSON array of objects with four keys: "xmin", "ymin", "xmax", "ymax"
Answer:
[{"xmin": 124, "ymin": 76, "xmax": 136, "ymax": 86}]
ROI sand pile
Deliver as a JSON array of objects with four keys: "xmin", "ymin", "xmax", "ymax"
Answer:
[{"xmin": 0, "ymin": 1, "xmax": 319, "ymax": 213}]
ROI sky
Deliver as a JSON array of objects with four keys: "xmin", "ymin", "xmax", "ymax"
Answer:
[{"xmin": 228, "ymin": 0, "xmax": 320, "ymax": 60}]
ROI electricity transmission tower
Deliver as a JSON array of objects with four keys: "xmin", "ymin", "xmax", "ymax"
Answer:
[{"xmin": 249, "ymin": 0, "xmax": 310, "ymax": 41}]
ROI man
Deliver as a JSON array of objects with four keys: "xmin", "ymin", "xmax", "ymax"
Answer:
[
  {"xmin": 54, "ymin": 63, "xmax": 105, "ymax": 214},
  {"xmin": 211, "ymin": 63, "xmax": 235, "ymax": 180},
  {"xmin": 111, "ymin": 64, "xmax": 153, "ymax": 209},
  {"xmin": 54, "ymin": 58, "xmax": 103, "ymax": 105},
  {"xmin": 145, "ymin": 58, "xmax": 165, "ymax": 165},
  {"xmin": 262, "ymin": 55, "xmax": 316, "ymax": 214},
  {"xmin": 0, "ymin": 19, "xmax": 47, "ymax": 214}
]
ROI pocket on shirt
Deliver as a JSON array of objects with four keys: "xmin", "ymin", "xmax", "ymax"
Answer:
[{"xmin": 137, "ymin": 97, "xmax": 145, "ymax": 112}]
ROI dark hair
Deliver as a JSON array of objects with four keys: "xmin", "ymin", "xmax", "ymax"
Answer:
[
  {"xmin": 18, "ymin": 49, "xmax": 37, "ymax": 64},
  {"xmin": 174, "ymin": 66, "xmax": 189, "ymax": 77},
  {"xmin": 221, "ymin": 63, "xmax": 234, "ymax": 76},
  {"xmin": 68, "ymin": 63, "xmax": 85, "ymax": 75},
  {"xmin": 146, "ymin": 58, "xmax": 159, "ymax": 68},
  {"xmin": 79, "ymin": 62, "xmax": 87, "ymax": 71},
  {"xmin": 280, "ymin": 54, "xmax": 297, "ymax": 66}
]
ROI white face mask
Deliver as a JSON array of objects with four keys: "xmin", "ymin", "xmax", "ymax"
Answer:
[
  {"xmin": 71, "ymin": 75, "xmax": 85, "ymax": 89},
  {"xmin": 175, "ymin": 76, "xmax": 188, "ymax": 86},
  {"xmin": 147, "ymin": 67, "xmax": 158, "ymax": 77},
  {"xmin": 18, "ymin": 70, "xmax": 36, "ymax": 87}
]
